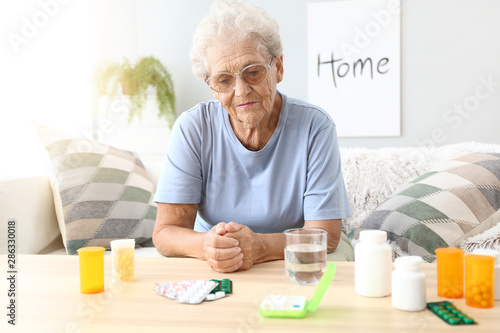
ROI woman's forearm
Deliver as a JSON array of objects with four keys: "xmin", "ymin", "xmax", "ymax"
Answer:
[
  {"xmin": 304, "ymin": 219, "xmax": 342, "ymax": 253},
  {"xmin": 153, "ymin": 224, "xmax": 206, "ymax": 259},
  {"xmin": 253, "ymin": 221, "xmax": 341, "ymax": 264},
  {"xmin": 254, "ymin": 233, "xmax": 286, "ymax": 263},
  {"xmin": 153, "ymin": 203, "xmax": 205, "ymax": 258}
]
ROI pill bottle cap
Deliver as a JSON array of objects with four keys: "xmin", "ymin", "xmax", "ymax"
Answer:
[
  {"xmin": 465, "ymin": 254, "xmax": 495, "ymax": 265},
  {"xmin": 77, "ymin": 246, "xmax": 105, "ymax": 255},
  {"xmin": 435, "ymin": 247, "xmax": 464, "ymax": 257},
  {"xmin": 472, "ymin": 249, "xmax": 499, "ymax": 262},
  {"xmin": 359, "ymin": 230, "xmax": 387, "ymax": 243},
  {"xmin": 110, "ymin": 239, "xmax": 136, "ymax": 249},
  {"xmin": 394, "ymin": 256, "xmax": 423, "ymax": 270}
]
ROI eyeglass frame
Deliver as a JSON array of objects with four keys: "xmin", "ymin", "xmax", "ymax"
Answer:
[{"xmin": 206, "ymin": 56, "xmax": 275, "ymax": 93}]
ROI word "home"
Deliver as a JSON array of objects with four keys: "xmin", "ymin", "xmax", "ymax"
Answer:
[{"xmin": 317, "ymin": 52, "xmax": 390, "ymax": 88}]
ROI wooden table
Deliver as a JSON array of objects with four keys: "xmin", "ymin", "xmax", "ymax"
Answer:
[{"xmin": 3, "ymin": 255, "xmax": 499, "ymax": 332}]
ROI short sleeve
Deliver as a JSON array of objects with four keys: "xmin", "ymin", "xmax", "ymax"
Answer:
[
  {"xmin": 154, "ymin": 110, "xmax": 203, "ymax": 204},
  {"xmin": 303, "ymin": 121, "xmax": 351, "ymax": 220}
]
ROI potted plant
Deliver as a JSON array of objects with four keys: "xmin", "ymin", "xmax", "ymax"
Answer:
[{"xmin": 93, "ymin": 56, "xmax": 176, "ymax": 127}]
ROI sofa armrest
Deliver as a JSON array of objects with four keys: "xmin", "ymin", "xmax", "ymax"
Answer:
[{"xmin": 0, "ymin": 176, "xmax": 61, "ymax": 254}]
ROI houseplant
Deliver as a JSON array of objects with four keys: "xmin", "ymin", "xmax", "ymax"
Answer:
[{"xmin": 93, "ymin": 56, "xmax": 176, "ymax": 127}]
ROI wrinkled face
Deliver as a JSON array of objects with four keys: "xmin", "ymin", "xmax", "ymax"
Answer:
[{"xmin": 206, "ymin": 39, "xmax": 284, "ymax": 129}]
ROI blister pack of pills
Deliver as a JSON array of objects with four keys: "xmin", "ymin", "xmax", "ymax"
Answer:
[
  {"xmin": 210, "ymin": 279, "xmax": 232, "ymax": 294},
  {"xmin": 427, "ymin": 301, "xmax": 476, "ymax": 325},
  {"xmin": 154, "ymin": 279, "xmax": 231, "ymax": 304}
]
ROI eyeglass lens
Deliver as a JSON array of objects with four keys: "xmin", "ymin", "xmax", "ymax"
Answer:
[{"xmin": 210, "ymin": 64, "xmax": 268, "ymax": 92}]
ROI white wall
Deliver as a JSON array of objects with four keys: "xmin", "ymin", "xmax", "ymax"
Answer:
[
  {"xmin": 378, "ymin": 0, "xmax": 500, "ymax": 149},
  {"xmin": 134, "ymin": 0, "xmax": 500, "ymax": 149},
  {"xmin": 0, "ymin": 0, "xmax": 93, "ymax": 178},
  {"xmin": 2, "ymin": 0, "xmax": 499, "ymax": 178}
]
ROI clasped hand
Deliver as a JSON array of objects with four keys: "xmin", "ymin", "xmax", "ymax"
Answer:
[{"xmin": 203, "ymin": 222, "xmax": 261, "ymax": 273}]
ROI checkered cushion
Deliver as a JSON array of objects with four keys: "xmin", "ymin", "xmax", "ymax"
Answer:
[
  {"xmin": 37, "ymin": 124, "xmax": 156, "ymax": 254},
  {"xmin": 357, "ymin": 153, "xmax": 500, "ymax": 262}
]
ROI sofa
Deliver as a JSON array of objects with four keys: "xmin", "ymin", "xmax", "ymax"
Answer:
[
  {"xmin": 2, "ymin": 124, "xmax": 499, "ymax": 260},
  {"xmin": 0, "ymin": 158, "xmax": 164, "ymax": 257},
  {"xmin": 341, "ymin": 142, "xmax": 500, "ymax": 261}
]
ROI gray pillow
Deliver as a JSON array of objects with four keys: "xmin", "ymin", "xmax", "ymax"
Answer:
[
  {"xmin": 37, "ymin": 124, "xmax": 156, "ymax": 255},
  {"xmin": 356, "ymin": 153, "xmax": 500, "ymax": 262}
]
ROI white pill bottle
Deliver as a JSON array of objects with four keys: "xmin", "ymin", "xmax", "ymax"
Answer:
[
  {"xmin": 472, "ymin": 249, "xmax": 500, "ymax": 300},
  {"xmin": 355, "ymin": 230, "xmax": 392, "ymax": 297},
  {"xmin": 392, "ymin": 256, "xmax": 427, "ymax": 311}
]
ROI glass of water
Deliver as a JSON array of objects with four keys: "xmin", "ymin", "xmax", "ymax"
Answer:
[{"xmin": 284, "ymin": 228, "xmax": 327, "ymax": 285}]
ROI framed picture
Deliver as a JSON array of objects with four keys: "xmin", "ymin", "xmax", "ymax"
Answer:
[{"xmin": 308, "ymin": 0, "xmax": 401, "ymax": 137}]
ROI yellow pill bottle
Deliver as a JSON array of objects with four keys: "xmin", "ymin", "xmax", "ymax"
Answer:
[
  {"xmin": 77, "ymin": 246, "xmax": 105, "ymax": 294},
  {"xmin": 465, "ymin": 254, "xmax": 495, "ymax": 308},
  {"xmin": 110, "ymin": 239, "xmax": 135, "ymax": 282}
]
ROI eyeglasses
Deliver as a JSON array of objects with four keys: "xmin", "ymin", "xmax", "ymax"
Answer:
[{"xmin": 206, "ymin": 57, "xmax": 274, "ymax": 93}]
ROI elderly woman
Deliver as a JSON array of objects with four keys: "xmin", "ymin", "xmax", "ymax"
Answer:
[{"xmin": 153, "ymin": 1, "xmax": 353, "ymax": 273}]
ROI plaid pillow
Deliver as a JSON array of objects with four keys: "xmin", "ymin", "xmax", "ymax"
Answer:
[
  {"xmin": 356, "ymin": 153, "xmax": 500, "ymax": 262},
  {"xmin": 37, "ymin": 124, "xmax": 156, "ymax": 255}
]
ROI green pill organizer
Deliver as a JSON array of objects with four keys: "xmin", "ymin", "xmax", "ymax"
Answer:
[
  {"xmin": 259, "ymin": 262, "xmax": 336, "ymax": 318},
  {"xmin": 427, "ymin": 301, "xmax": 476, "ymax": 325},
  {"xmin": 210, "ymin": 279, "xmax": 232, "ymax": 294}
]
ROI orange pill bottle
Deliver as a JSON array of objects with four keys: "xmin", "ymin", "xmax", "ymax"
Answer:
[
  {"xmin": 465, "ymin": 254, "xmax": 495, "ymax": 308},
  {"xmin": 435, "ymin": 248, "xmax": 464, "ymax": 298}
]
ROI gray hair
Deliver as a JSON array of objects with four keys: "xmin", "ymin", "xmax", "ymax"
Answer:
[{"xmin": 190, "ymin": 0, "xmax": 283, "ymax": 80}]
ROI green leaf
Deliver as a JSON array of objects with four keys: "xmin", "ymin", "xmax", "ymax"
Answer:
[{"xmin": 93, "ymin": 56, "xmax": 176, "ymax": 128}]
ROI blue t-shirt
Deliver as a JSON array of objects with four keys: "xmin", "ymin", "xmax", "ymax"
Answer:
[{"xmin": 154, "ymin": 92, "xmax": 351, "ymax": 233}]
